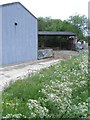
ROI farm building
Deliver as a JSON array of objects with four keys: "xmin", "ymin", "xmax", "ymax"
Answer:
[
  {"xmin": 38, "ymin": 31, "xmax": 76, "ymax": 50},
  {"xmin": 0, "ymin": 2, "xmax": 38, "ymax": 66}
]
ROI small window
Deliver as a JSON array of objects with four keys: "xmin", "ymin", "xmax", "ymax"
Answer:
[{"xmin": 14, "ymin": 22, "xmax": 18, "ymax": 26}]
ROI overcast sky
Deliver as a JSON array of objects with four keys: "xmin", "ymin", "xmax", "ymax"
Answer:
[{"xmin": 0, "ymin": 0, "xmax": 89, "ymax": 20}]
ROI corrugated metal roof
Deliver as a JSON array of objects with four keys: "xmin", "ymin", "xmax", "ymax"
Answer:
[
  {"xmin": 0, "ymin": 2, "xmax": 37, "ymax": 20},
  {"xmin": 38, "ymin": 31, "xmax": 76, "ymax": 36}
]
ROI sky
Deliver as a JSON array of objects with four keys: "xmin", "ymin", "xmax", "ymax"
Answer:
[{"xmin": 0, "ymin": 0, "xmax": 89, "ymax": 20}]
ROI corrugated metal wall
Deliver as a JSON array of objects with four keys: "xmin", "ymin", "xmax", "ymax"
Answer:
[{"xmin": 1, "ymin": 3, "xmax": 38, "ymax": 65}]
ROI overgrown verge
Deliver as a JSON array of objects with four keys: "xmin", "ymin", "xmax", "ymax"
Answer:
[{"xmin": 2, "ymin": 50, "xmax": 88, "ymax": 119}]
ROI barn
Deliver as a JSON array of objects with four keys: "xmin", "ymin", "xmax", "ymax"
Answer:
[
  {"xmin": 38, "ymin": 31, "xmax": 76, "ymax": 50},
  {"xmin": 0, "ymin": 2, "xmax": 38, "ymax": 66}
]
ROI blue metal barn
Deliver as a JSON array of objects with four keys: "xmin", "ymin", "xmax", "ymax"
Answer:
[{"xmin": 0, "ymin": 2, "xmax": 38, "ymax": 66}]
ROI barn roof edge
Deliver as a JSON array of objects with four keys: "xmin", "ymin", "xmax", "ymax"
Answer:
[
  {"xmin": 0, "ymin": 2, "xmax": 37, "ymax": 20},
  {"xmin": 38, "ymin": 31, "xmax": 76, "ymax": 36}
]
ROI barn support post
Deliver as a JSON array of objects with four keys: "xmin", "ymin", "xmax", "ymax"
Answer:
[{"xmin": 41, "ymin": 36, "xmax": 45, "ymax": 49}]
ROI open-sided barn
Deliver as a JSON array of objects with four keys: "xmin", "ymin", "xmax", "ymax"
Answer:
[{"xmin": 38, "ymin": 31, "xmax": 76, "ymax": 50}]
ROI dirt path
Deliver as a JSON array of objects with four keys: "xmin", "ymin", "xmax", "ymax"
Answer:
[
  {"xmin": 0, "ymin": 50, "xmax": 78, "ymax": 91},
  {"xmin": 53, "ymin": 50, "xmax": 79, "ymax": 59}
]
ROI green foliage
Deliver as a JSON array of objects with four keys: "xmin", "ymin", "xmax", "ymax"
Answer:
[
  {"xmin": 85, "ymin": 36, "xmax": 90, "ymax": 46},
  {"xmin": 2, "ymin": 50, "xmax": 88, "ymax": 118},
  {"xmin": 38, "ymin": 17, "xmax": 81, "ymax": 33},
  {"xmin": 38, "ymin": 17, "xmax": 63, "ymax": 31},
  {"xmin": 67, "ymin": 14, "xmax": 88, "ymax": 38},
  {"xmin": 67, "ymin": 14, "xmax": 87, "ymax": 27}
]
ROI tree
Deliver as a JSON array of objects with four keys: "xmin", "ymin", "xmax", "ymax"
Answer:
[
  {"xmin": 38, "ymin": 17, "xmax": 63, "ymax": 31},
  {"xmin": 38, "ymin": 17, "xmax": 46, "ymax": 31},
  {"xmin": 67, "ymin": 14, "xmax": 88, "ymax": 37}
]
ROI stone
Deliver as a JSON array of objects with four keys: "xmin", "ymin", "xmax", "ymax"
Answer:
[{"xmin": 38, "ymin": 49, "xmax": 54, "ymax": 59}]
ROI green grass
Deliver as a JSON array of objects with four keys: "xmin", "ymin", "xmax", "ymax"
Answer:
[{"xmin": 2, "ymin": 50, "xmax": 88, "ymax": 118}]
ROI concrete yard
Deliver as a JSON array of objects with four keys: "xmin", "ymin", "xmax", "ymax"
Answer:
[
  {"xmin": 0, "ymin": 50, "xmax": 79, "ymax": 91},
  {"xmin": 0, "ymin": 59, "xmax": 60, "ymax": 91}
]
